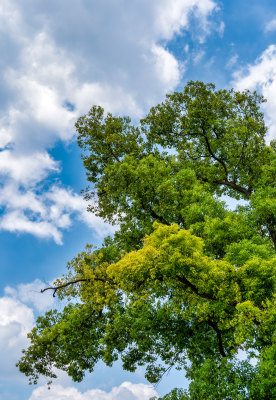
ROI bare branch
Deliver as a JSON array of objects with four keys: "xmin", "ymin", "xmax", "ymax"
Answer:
[
  {"xmin": 41, "ymin": 279, "xmax": 90, "ymax": 297},
  {"xmin": 41, "ymin": 277, "xmax": 115, "ymax": 297},
  {"xmin": 154, "ymin": 351, "xmax": 181, "ymax": 389}
]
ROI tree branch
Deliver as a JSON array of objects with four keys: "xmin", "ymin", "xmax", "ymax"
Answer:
[
  {"xmin": 265, "ymin": 221, "xmax": 276, "ymax": 250},
  {"xmin": 207, "ymin": 319, "xmax": 226, "ymax": 357},
  {"xmin": 107, "ymin": 143, "xmax": 121, "ymax": 163},
  {"xmin": 140, "ymin": 199, "xmax": 169, "ymax": 225},
  {"xmin": 154, "ymin": 351, "xmax": 181, "ymax": 389},
  {"xmin": 212, "ymin": 179, "xmax": 252, "ymax": 198},
  {"xmin": 41, "ymin": 279, "xmax": 89, "ymax": 297},
  {"xmin": 149, "ymin": 207, "xmax": 169, "ymax": 225},
  {"xmin": 41, "ymin": 277, "xmax": 114, "ymax": 297},
  {"xmin": 201, "ymin": 127, "xmax": 228, "ymax": 177},
  {"xmin": 176, "ymin": 275, "xmax": 216, "ymax": 301},
  {"xmin": 200, "ymin": 176, "xmax": 252, "ymax": 198}
]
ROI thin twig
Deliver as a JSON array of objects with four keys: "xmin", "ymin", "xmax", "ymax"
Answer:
[{"xmin": 40, "ymin": 279, "xmax": 90, "ymax": 297}]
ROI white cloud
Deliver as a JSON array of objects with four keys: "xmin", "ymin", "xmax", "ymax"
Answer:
[
  {"xmin": 218, "ymin": 21, "xmax": 225, "ymax": 37},
  {"xmin": 4, "ymin": 279, "xmax": 56, "ymax": 313},
  {"xmin": 265, "ymin": 18, "xmax": 276, "ymax": 32},
  {"xmin": 0, "ymin": 0, "xmax": 219, "ymax": 243},
  {"xmin": 151, "ymin": 45, "xmax": 181, "ymax": 89},
  {"xmin": 0, "ymin": 0, "xmax": 22, "ymax": 37},
  {"xmin": 232, "ymin": 44, "xmax": 276, "ymax": 142},
  {"xmin": 45, "ymin": 186, "xmax": 116, "ymax": 238},
  {"xmin": 153, "ymin": 0, "xmax": 217, "ymax": 40},
  {"xmin": 29, "ymin": 382, "xmax": 157, "ymax": 400},
  {"xmin": 193, "ymin": 50, "xmax": 205, "ymax": 65},
  {"xmin": 0, "ymin": 210, "xmax": 63, "ymax": 244},
  {"xmin": 0, "ymin": 151, "xmax": 59, "ymax": 185},
  {"xmin": 226, "ymin": 54, "xmax": 238, "ymax": 70},
  {"xmin": 0, "ymin": 296, "xmax": 34, "ymax": 381},
  {"xmin": 0, "ymin": 184, "xmax": 112, "ymax": 244},
  {"xmin": 0, "ymin": 282, "xmax": 78, "ymax": 386}
]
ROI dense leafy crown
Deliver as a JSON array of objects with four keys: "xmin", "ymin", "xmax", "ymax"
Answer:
[{"xmin": 17, "ymin": 82, "xmax": 276, "ymax": 399}]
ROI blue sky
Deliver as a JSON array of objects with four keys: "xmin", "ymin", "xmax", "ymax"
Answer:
[{"xmin": 0, "ymin": 1, "xmax": 276, "ymax": 399}]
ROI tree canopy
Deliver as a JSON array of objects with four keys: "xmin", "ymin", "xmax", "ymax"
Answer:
[{"xmin": 17, "ymin": 81, "xmax": 276, "ymax": 399}]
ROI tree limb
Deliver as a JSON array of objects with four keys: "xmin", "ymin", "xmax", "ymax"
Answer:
[
  {"xmin": 266, "ymin": 223, "xmax": 276, "ymax": 250},
  {"xmin": 207, "ymin": 319, "xmax": 227, "ymax": 357},
  {"xmin": 212, "ymin": 179, "xmax": 252, "ymax": 198},
  {"xmin": 140, "ymin": 199, "xmax": 169, "ymax": 225},
  {"xmin": 176, "ymin": 275, "xmax": 216, "ymax": 301},
  {"xmin": 41, "ymin": 279, "xmax": 90, "ymax": 297},
  {"xmin": 107, "ymin": 143, "xmax": 121, "ymax": 163},
  {"xmin": 149, "ymin": 207, "xmax": 169, "ymax": 225},
  {"xmin": 41, "ymin": 277, "xmax": 115, "ymax": 297},
  {"xmin": 200, "ymin": 176, "xmax": 252, "ymax": 198},
  {"xmin": 201, "ymin": 127, "xmax": 228, "ymax": 177}
]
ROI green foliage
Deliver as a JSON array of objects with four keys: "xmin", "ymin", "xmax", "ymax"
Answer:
[
  {"xmin": 17, "ymin": 82, "xmax": 276, "ymax": 399},
  {"xmin": 151, "ymin": 388, "xmax": 190, "ymax": 400}
]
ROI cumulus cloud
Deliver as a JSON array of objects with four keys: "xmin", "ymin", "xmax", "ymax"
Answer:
[
  {"xmin": 0, "ymin": 281, "xmax": 82, "ymax": 386},
  {"xmin": 29, "ymin": 382, "xmax": 157, "ymax": 400},
  {"xmin": 0, "ymin": 0, "xmax": 219, "ymax": 243},
  {"xmin": 0, "ymin": 151, "xmax": 59, "ymax": 185},
  {"xmin": 151, "ymin": 0, "xmax": 217, "ymax": 40},
  {"xmin": 0, "ymin": 296, "xmax": 34, "ymax": 380},
  {"xmin": 0, "ymin": 183, "xmax": 112, "ymax": 244},
  {"xmin": 232, "ymin": 44, "xmax": 276, "ymax": 142},
  {"xmin": 4, "ymin": 279, "xmax": 56, "ymax": 313}
]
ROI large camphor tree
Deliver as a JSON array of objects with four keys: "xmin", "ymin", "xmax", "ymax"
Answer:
[{"xmin": 17, "ymin": 82, "xmax": 276, "ymax": 399}]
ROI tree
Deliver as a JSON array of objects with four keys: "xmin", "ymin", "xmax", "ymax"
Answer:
[{"xmin": 17, "ymin": 81, "xmax": 276, "ymax": 399}]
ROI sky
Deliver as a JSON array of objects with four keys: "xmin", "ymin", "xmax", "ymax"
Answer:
[{"xmin": 0, "ymin": 0, "xmax": 276, "ymax": 399}]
